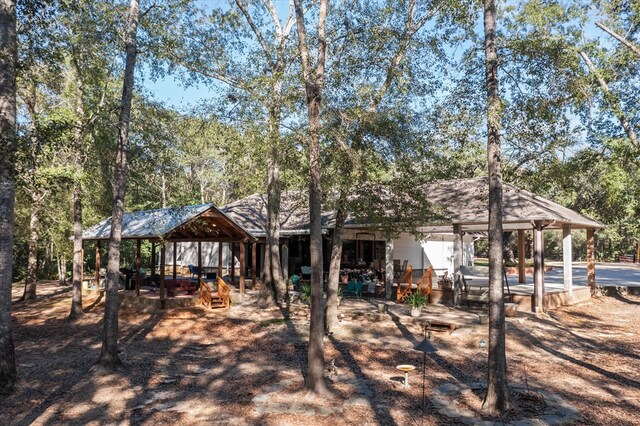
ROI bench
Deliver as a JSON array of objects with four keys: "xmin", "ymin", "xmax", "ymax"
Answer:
[
  {"xmin": 199, "ymin": 277, "xmax": 230, "ymax": 309},
  {"xmin": 165, "ymin": 278, "xmax": 197, "ymax": 297},
  {"xmin": 619, "ymin": 254, "xmax": 636, "ymax": 263}
]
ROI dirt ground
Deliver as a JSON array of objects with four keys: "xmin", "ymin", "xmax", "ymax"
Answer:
[{"xmin": 1, "ymin": 281, "xmax": 639, "ymax": 425}]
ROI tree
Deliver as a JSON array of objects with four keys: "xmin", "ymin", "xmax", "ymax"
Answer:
[
  {"xmin": 293, "ymin": 0, "xmax": 328, "ymax": 395},
  {"xmin": 0, "ymin": 0, "xmax": 18, "ymax": 394},
  {"xmin": 482, "ymin": 0, "xmax": 511, "ymax": 414},
  {"xmin": 97, "ymin": 0, "xmax": 140, "ymax": 370}
]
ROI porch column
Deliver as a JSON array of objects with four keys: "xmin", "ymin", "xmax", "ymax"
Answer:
[
  {"xmin": 172, "ymin": 241, "xmax": 177, "ymax": 281},
  {"xmin": 518, "ymin": 229, "xmax": 525, "ymax": 283},
  {"xmin": 95, "ymin": 240, "xmax": 101, "ymax": 288},
  {"xmin": 453, "ymin": 224, "xmax": 463, "ymax": 306},
  {"xmin": 562, "ymin": 225, "xmax": 573, "ymax": 300},
  {"xmin": 251, "ymin": 242, "xmax": 257, "ymax": 289},
  {"xmin": 217, "ymin": 242, "xmax": 223, "ymax": 278},
  {"xmin": 231, "ymin": 243, "xmax": 236, "ymax": 281},
  {"xmin": 385, "ymin": 239, "xmax": 393, "ymax": 300},
  {"xmin": 533, "ymin": 221, "xmax": 544, "ymax": 314},
  {"xmin": 197, "ymin": 241, "xmax": 202, "ymax": 281},
  {"xmin": 587, "ymin": 229, "xmax": 596, "ymax": 293},
  {"xmin": 239, "ymin": 241, "xmax": 246, "ymax": 297},
  {"xmin": 281, "ymin": 239, "xmax": 289, "ymax": 279},
  {"xmin": 135, "ymin": 238, "xmax": 141, "ymax": 296},
  {"xmin": 160, "ymin": 243, "xmax": 166, "ymax": 309}
]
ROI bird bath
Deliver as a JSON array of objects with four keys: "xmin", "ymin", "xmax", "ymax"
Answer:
[{"xmin": 396, "ymin": 364, "xmax": 416, "ymax": 388}]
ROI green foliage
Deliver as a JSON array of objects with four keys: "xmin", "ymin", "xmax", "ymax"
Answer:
[
  {"xmin": 404, "ymin": 292, "xmax": 428, "ymax": 309},
  {"xmin": 300, "ymin": 283, "xmax": 312, "ymax": 304}
]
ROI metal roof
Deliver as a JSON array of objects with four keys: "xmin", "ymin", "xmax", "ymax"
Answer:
[{"xmin": 83, "ymin": 203, "xmax": 256, "ymax": 241}]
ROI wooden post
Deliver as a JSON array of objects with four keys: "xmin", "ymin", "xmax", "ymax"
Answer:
[
  {"xmin": 517, "ymin": 229, "xmax": 525, "ymax": 283},
  {"xmin": 95, "ymin": 240, "xmax": 101, "ymax": 288},
  {"xmin": 240, "ymin": 241, "xmax": 246, "ymax": 296},
  {"xmin": 533, "ymin": 222, "xmax": 544, "ymax": 314},
  {"xmin": 587, "ymin": 229, "xmax": 596, "ymax": 293},
  {"xmin": 281, "ymin": 239, "xmax": 289, "ymax": 280},
  {"xmin": 452, "ymin": 224, "xmax": 463, "ymax": 306},
  {"xmin": 135, "ymin": 238, "xmax": 141, "ymax": 296},
  {"xmin": 251, "ymin": 242, "xmax": 257, "ymax": 289},
  {"xmin": 81, "ymin": 248, "xmax": 84, "ymax": 286},
  {"xmin": 218, "ymin": 242, "xmax": 223, "ymax": 278},
  {"xmin": 385, "ymin": 239, "xmax": 393, "ymax": 300},
  {"xmin": 160, "ymin": 243, "xmax": 166, "ymax": 309},
  {"xmin": 562, "ymin": 225, "xmax": 573, "ymax": 300},
  {"xmin": 151, "ymin": 241, "xmax": 156, "ymax": 275},
  {"xmin": 172, "ymin": 241, "xmax": 177, "ymax": 281},
  {"xmin": 198, "ymin": 241, "xmax": 202, "ymax": 280}
]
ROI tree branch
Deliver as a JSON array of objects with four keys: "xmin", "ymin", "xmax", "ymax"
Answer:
[
  {"xmin": 234, "ymin": 0, "xmax": 276, "ymax": 70},
  {"xmin": 595, "ymin": 21, "xmax": 640, "ymax": 59}
]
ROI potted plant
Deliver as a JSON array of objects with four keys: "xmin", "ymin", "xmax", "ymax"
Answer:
[{"xmin": 405, "ymin": 292, "xmax": 428, "ymax": 317}]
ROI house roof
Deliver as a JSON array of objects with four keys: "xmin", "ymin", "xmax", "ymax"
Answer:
[
  {"xmin": 422, "ymin": 177, "xmax": 604, "ymax": 231},
  {"xmin": 82, "ymin": 203, "xmax": 256, "ymax": 241}
]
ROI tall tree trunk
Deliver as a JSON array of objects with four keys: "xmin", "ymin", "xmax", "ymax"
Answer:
[
  {"xmin": 579, "ymin": 51, "xmax": 638, "ymax": 147},
  {"xmin": 22, "ymin": 205, "xmax": 40, "ymax": 300},
  {"xmin": 482, "ymin": 0, "xmax": 511, "ymax": 414},
  {"xmin": 258, "ymin": 104, "xmax": 286, "ymax": 306},
  {"xmin": 0, "ymin": 0, "xmax": 18, "ymax": 394},
  {"xmin": 97, "ymin": 0, "xmax": 140, "ymax": 371},
  {"xmin": 595, "ymin": 22, "xmax": 640, "ymax": 59},
  {"xmin": 69, "ymin": 184, "xmax": 85, "ymax": 318},
  {"xmin": 325, "ymin": 193, "xmax": 347, "ymax": 333},
  {"xmin": 294, "ymin": 0, "xmax": 329, "ymax": 395}
]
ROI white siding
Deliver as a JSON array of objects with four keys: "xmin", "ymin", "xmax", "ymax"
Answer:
[{"xmin": 392, "ymin": 232, "xmax": 475, "ymax": 274}]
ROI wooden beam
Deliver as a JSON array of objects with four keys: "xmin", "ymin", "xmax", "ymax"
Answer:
[
  {"xmin": 173, "ymin": 241, "xmax": 177, "ymax": 281},
  {"xmin": 587, "ymin": 229, "xmax": 596, "ymax": 293},
  {"xmin": 251, "ymin": 242, "xmax": 257, "ymax": 289},
  {"xmin": 135, "ymin": 238, "xmax": 141, "ymax": 296},
  {"xmin": 240, "ymin": 241, "xmax": 245, "ymax": 296},
  {"xmin": 218, "ymin": 242, "xmax": 223, "ymax": 278},
  {"xmin": 160, "ymin": 243, "xmax": 166, "ymax": 309},
  {"xmin": 231, "ymin": 242, "xmax": 236, "ymax": 281},
  {"xmin": 198, "ymin": 241, "xmax": 202, "ymax": 279},
  {"xmin": 518, "ymin": 229, "xmax": 525, "ymax": 284},
  {"xmin": 151, "ymin": 241, "xmax": 156, "ymax": 276},
  {"xmin": 562, "ymin": 226, "xmax": 573, "ymax": 300},
  {"xmin": 95, "ymin": 240, "xmax": 101, "ymax": 288},
  {"xmin": 452, "ymin": 224, "xmax": 463, "ymax": 306}
]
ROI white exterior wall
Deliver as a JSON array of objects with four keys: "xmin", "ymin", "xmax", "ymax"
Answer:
[
  {"xmin": 164, "ymin": 242, "xmax": 236, "ymax": 268},
  {"xmin": 392, "ymin": 232, "xmax": 474, "ymax": 274}
]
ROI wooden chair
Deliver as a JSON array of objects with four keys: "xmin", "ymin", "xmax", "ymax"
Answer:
[
  {"xmin": 199, "ymin": 277, "xmax": 230, "ymax": 309},
  {"xmin": 396, "ymin": 265, "xmax": 413, "ymax": 303}
]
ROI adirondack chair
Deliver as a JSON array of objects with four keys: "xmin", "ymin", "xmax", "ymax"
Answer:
[{"xmin": 396, "ymin": 265, "xmax": 414, "ymax": 303}]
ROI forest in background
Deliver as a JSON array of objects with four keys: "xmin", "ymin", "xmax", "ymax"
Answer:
[{"xmin": 10, "ymin": 0, "xmax": 640, "ymax": 283}]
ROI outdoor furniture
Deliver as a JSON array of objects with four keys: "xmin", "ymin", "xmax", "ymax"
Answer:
[
  {"xmin": 396, "ymin": 265, "xmax": 414, "ymax": 303},
  {"xmin": 165, "ymin": 278, "xmax": 197, "ymax": 297},
  {"xmin": 343, "ymin": 280, "xmax": 363, "ymax": 298},
  {"xmin": 417, "ymin": 266, "xmax": 435, "ymax": 299}
]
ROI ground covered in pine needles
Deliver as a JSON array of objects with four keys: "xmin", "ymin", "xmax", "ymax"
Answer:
[{"xmin": 1, "ymin": 281, "xmax": 639, "ymax": 425}]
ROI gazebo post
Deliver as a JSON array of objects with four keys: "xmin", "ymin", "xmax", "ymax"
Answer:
[
  {"xmin": 562, "ymin": 225, "xmax": 573, "ymax": 301},
  {"xmin": 160, "ymin": 243, "xmax": 166, "ymax": 309},
  {"xmin": 218, "ymin": 242, "xmax": 223, "ymax": 278},
  {"xmin": 135, "ymin": 238, "xmax": 141, "ymax": 296},
  {"xmin": 385, "ymin": 239, "xmax": 393, "ymax": 300},
  {"xmin": 533, "ymin": 221, "xmax": 545, "ymax": 314},
  {"xmin": 251, "ymin": 242, "xmax": 257, "ymax": 289},
  {"xmin": 172, "ymin": 241, "xmax": 177, "ymax": 282},
  {"xmin": 240, "ymin": 241, "xmax": 246, "ymax": 296},
  {"xmin": 231, "ymin": 243, "xmax": 236, "ymax": 282},
  {"xmin": 586, "ymin": 229, "xmax": 596, "ymax": 293},
  {"xmin": 95, "ymin": 240, "xmax": 101, "ymax": 288},
  {"xmin": 517, "ymin": 230, "xmax": 526, "ymax": 283},
  {"xmin": 151, "ymin": 241, "xmax": 156, "ymax": 275},
  {"xmin": 452, "ymin": 224, "xmax": 463, "ymax": 306}
]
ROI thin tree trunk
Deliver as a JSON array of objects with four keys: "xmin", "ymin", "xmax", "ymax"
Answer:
[
  {"xmin": 579, "ymin": 50, "xmax": 639, "ymax": 147},
  {"xmin": 325, "ymin": 193, "xmax": 347, "ymax": 333},
  {"xmin": 294, "ymin": 0, "xmax": 329, "ymax": 395},
  {"xmin": 22, "ymin": 205, "xmax": 40, "ymax": 301},
  {"xmin": 161, "ymin": 172, "xmax": 167, "ymax": 208},
  {"xmin": 482, "ymin": 0, "xmax": 511, "ymax": 414},
  {"xmin": 69, "ymin": 184, "xmax": 85, "ymax": 318},
  {"xmin": 0, "ymin": 0, "xmax": 18, "ymax": 394},
  {"xmin": 595, "ymin": 22, "xmax": 640, "ymax": 59},
  {"xmin": 97, "ymin": 0, "xmax": 140, "ymax": 370}
]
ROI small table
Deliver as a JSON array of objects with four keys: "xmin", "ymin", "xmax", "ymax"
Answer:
[{"xmin": 397, "ymin": 364, "xmax": 416, "ymax": 388}]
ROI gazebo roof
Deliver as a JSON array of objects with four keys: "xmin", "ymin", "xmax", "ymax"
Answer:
[
  {"xmin": 421, "ymin": 177, "xmax": 604, "ymax": 231},
  {"xmin": 82, "ymin": 203, "xmax": 256, "ymax": 242}
]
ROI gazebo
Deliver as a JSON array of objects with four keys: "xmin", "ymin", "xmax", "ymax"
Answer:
[
  {"xmin": 417, "ymin": 178, "xmax": 605, "ymax": 313},
  {"xmin": 82, "ymin": 203, "xmax": 256, "ymax": 308}
]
